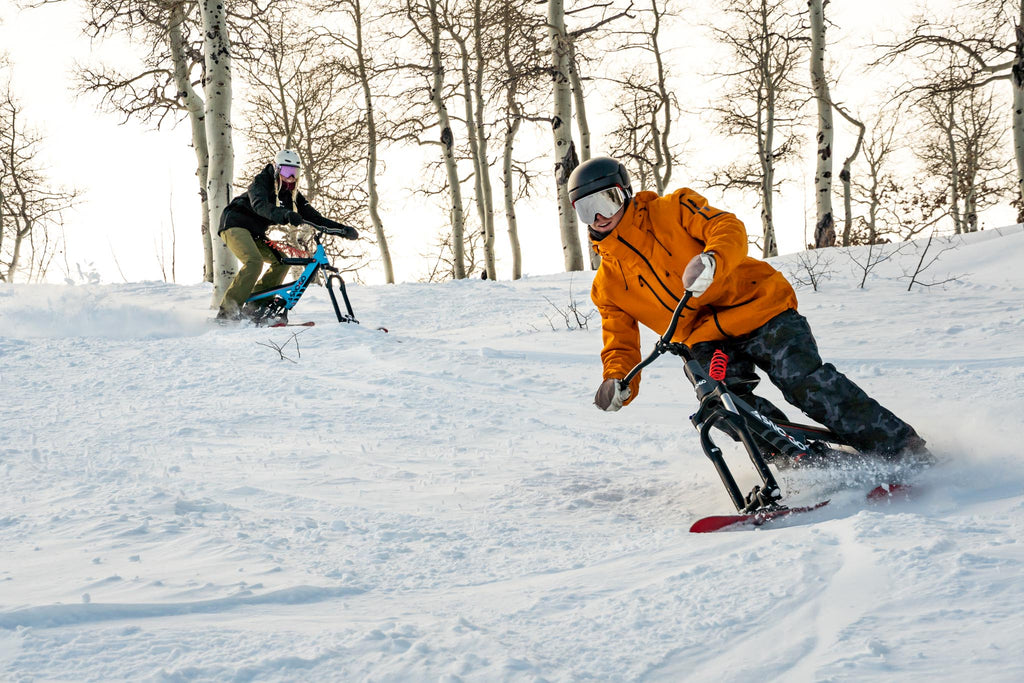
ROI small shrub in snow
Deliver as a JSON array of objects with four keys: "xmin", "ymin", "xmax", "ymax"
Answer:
[
  {"xmin": 787, "ymin": 249, "xmax": 835, "ymax": 292},
  {"xmin": 542, "ymin": 278, "xmax": 596, "ymax": 331}
]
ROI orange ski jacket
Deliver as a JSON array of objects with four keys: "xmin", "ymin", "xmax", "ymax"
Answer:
[{"xmin": 590, "ymin": 188, "xmax": 798, "ymax": 403}]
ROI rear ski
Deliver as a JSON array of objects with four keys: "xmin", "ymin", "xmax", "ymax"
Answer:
[{"xmin": 867, "ymin": 482, "xmax": 913, "ymax": 502}]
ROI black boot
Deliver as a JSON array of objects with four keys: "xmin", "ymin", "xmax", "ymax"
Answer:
[
  {"xmin": 263, "ymin": 308, "xmax": 288, "ymax": 326},
  {"xmin": 215, "ymin": 306, "xmax": 242, "ymax": 323},
  {"xmin": 241, "ymin": 301, "xmax": 269, "ymax": 324},
  {"xmin": 885, "ymin": 435, "xmax": 936, "ymax": 470}
]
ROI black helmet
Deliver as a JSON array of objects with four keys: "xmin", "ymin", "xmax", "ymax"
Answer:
[{"xmin": 568, "ymin": 156, "xmax": 632, "ymax": 204}]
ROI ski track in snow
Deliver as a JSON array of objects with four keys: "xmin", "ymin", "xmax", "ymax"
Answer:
[{"xmin": 1, "ymin": 229, "xmax": 1023, "ymax": 681}]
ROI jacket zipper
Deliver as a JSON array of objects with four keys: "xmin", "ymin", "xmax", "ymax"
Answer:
[
  {"xmin": 616, "ymin": 235, "xmax": 689, "ymax": 308},
  {"xmin": 638, "ymin": 276, "xmax": 676, "ymax": 313}
]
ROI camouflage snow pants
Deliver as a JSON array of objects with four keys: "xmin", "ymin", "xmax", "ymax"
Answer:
[{"xmin": 690, "ymin": 309, "xmax": 923, "ymax": 457}]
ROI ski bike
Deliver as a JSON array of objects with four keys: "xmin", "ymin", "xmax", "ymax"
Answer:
[
  {"xmin": 618, "ymin": 291, "xmax": 910, "ymax": 532},
  {"xmin": 244, "ymin": 220, "xmax": 360, "ymax": 327}
]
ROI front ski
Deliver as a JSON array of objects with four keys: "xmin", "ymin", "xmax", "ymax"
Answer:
[
  {"xmin": 690, "ymin": 500, "xmax": 830, "ymax": 533},
  {"xmin": 692, "ymin": 483, "xmax": 916, "ymax": 533}
]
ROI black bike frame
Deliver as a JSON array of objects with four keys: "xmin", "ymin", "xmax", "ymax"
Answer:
[{"xmin": 620, "ymin": 291, "xmax": 853, "ymax": 513}]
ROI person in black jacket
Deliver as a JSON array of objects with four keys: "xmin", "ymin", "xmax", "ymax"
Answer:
[{"xmin": 215, "ymin": 149, "xmax": 358, "ymax": 322}]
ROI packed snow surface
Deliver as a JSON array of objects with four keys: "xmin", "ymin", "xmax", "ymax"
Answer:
[{"xmin": 2, "ymin": 228, "xmax": 1023, "ymax": 681}]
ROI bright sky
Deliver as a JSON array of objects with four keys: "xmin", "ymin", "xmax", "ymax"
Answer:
[
  {"xmin": 1, "ymin": 2, "xmax": 202, "ymax": 283},
  {"xmin": 1, "ymin": 0, "xmax": 1015, "ymax": 286}
]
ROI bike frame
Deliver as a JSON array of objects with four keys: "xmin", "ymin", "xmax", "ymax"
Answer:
[
  {"xmin": 245, "ymin": 222, "xmax": 358, "ymax": 324},
  {"xmin": 620, "ymin": 292, "xmax": 854, "ymax": 513}
]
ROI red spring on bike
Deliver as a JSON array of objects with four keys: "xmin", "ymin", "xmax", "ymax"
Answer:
[{"xmin": 709, "ymin": 350, "xmax": 729, "ymax": 381}]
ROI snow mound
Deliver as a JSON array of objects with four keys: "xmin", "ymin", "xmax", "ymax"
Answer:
[
  {"xmin": 1, "ymin": 229, "xmax": 1023, "ymax": 681},
  {"xmin": 0, "ymin": 282, "xmax": 210, "ymax": 339}
]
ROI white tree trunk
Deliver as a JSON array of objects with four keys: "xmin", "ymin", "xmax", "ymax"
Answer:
[
  {"xmin": 833, "ymin": 105, "xmax": 865, "ymax": 246},
  {"xmin": 168, "ymin": 2, "xmax": 212, "ymax": 282},
  {"xmin": 867, "ymin": 170, "xmax": 880, "ymax": 243},
  {"xmin": 945, "ymin": 109, "xmax": 964, "ymax": 234},
  {"xmin": 760, "ymin": 80, "xmax": 778, "ymax": 257},
  {"xmin": 452, "ymin": 30, "xmax": 495, "ymax": 279},
  {"xmin": 7, "ymin": 228, "xmax": 26, "ymax": 283},
  {"xmin": 499, "ymin": 12, "xmax": 522, "ymax": 280},
  {"xmin": 760, "ymin": 161, "xmax": 777, "ymax": 257},
  {"xmin": 427, "ymin": 0, "xmax": 466, "ymax": 279},
  {"xmin": 567, "ymin": 41, "xmax": 590, "ymax": 164},
  {"xmin": 566, "ymin": 40, "xmax": 598, "ymax": 270},
  {"xmin": 964, "ymin": 170, "xmax": 978, "ymax": 232},
  {"xmin": 1013, "ymin": 22, "xmax": 1024, "ymax": 223},
  {"xmin": 809, "ymin": 0, "xmax": 835, "ymax": 248},
  {"xmin": 502, "ymin": 117, "xmax": 522, "ymax": 280},
  {"xmin": 472, "ymin": 0, "xmax": 496, "ymax": 279},
  {"xmin": 201, "ymin": 0, "xmax": 235, "ymax": 307},
  {"xmin": 548, "ymin": 0, "xmax": 583, "ymax": 272},
  {"xmin": 650, "ymin": 0, "xmax": 672, "ymax": 194},
  {"xmin": 353, "ymin": 0, "xmax": 394, "ymax": 284}
]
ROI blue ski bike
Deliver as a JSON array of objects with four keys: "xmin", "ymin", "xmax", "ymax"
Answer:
[{"xmin": 244, "ymin": 221, "xmax": 361, "ymax": 328}]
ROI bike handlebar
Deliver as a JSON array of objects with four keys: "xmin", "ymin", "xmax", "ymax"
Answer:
[
  {"xmin": 299, "ymin": 219, "xmax": 359, "ymax": 243},
  {"xmin": 619, "ymin": 290, "xmax": 694, "ymax": 388},
  {"xmin": 302, "ymin": 219, "xmax": 357, "ymax": 233}
]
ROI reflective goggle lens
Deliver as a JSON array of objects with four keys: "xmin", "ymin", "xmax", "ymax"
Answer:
[
  {"xmin": 279, "ymin": 165, "xmax": 299, "ymax": 179},
  {"xmin": 573, "ymin": 186, "xmax": 625, "ymax": 225}
]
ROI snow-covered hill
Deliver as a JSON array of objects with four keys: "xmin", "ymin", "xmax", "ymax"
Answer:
[{"xmin": 2, "ymin": 227, "xmax": 1023, "ymax": 681}]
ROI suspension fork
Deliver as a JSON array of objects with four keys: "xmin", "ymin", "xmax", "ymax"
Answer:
[{"xmin": 686, "ymin": 358, "xmax": 786, "ymax": 512}]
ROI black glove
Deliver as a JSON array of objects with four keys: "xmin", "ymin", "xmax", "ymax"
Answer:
[
  {"xmin": 320, "ymin": 221, "xmax": 358, "ymax": 240},
  {"xmin": 286, "ymin": 211, "xmax": 304, "ymax": 226}
]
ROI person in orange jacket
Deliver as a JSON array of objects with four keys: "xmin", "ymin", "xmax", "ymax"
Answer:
[{"xmin": 570, "ymin": 156, "xmax": 929, "ymax": 464}]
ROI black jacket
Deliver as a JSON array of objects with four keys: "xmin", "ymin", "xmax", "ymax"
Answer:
[{"xmin": 219, "ymin": 164, "xmax": 340, "ymax": 237}]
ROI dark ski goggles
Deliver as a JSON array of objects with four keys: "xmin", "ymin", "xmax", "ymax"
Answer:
[
  {"xmin": 573, "ymin": 186, "xmax": 625, "ymax": 225},
  {"xmin": 279, "ymin": 164, "xmax": 299, "ymax": 179}
]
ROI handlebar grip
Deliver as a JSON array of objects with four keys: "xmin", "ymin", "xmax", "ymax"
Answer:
[{"xmin": 303, "ymin": 220, "xmax": 358, "ymax": 238}]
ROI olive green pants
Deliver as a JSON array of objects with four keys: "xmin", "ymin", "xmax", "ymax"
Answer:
[{"xmin": 218, "ymin": 228, "xmax": 291, "ymax": 314}]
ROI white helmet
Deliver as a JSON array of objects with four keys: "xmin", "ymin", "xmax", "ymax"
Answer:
[{"xmin": 274, "ymin": 149, "xmax": 301, "ymax": 169}]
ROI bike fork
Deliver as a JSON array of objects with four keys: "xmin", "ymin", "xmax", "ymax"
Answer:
[{"xmin": 696, "ymin": 408, "xmax": 785, "ymax": 513}]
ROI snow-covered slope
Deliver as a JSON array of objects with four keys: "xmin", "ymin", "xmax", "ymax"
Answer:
[{"xmin": 2, "ymin": 227, "xmax": 1023, "ymax": 681}]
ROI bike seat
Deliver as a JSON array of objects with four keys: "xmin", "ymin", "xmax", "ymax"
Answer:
[{"xmin": 279, "ymin": 257, "xmax": 315, "ymax": 266}]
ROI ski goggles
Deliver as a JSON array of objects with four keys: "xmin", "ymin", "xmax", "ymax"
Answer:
[
  {"xmin": 572, "ymin": 186, "xmax": 626, "ymax": 225},
  {"xmin": 278, "ymin": 164, "xmax": 299, "ymax": 179}
]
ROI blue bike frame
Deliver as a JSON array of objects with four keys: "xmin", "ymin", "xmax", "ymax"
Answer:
[{"xmin": 245, "ymin": 226, "xmax": 358, "ymax": 324}]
